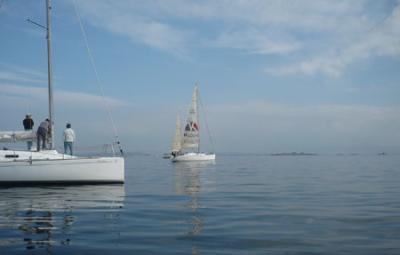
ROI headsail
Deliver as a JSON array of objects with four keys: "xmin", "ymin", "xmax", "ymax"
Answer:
[
  {"xmin": 171, "ymin": 114, "xmax": 182, "ymax": 152},
  {"xmin": 182, "ymin": 86, "xmax": 200, "ymax": 151},
  {"xmin": 0, "ymin": 130, "xmax": 36, "ymax": 143}
]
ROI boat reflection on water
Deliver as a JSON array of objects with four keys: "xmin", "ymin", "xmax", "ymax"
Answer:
[
  {"xmin": 173, "ymin": 161, "xmax": 215, "ymax": 254},
  {"xmin": 0, "ymin": 184, "xmax": 124, "ymax": 252}
]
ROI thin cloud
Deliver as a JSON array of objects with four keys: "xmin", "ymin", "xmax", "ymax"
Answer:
[
  {"xmin": 214, "ymin": 29, "xmax": 302, "ymax": 55},
  {"xmin": 0, "ymin": 64, "xmax": 47, "ymax": 84},
  {"xmin": 0, "ymin": 84, "xmax": 129, "ymax": 108},
  {"xmin": 0, "ymin": 71, "xmax": 46, "ymax": 84},
  {"xmin": 0, "ymin": 63, "xmax": 47, "ymax": 79},
  {"xmin": 266, "ymin": 2, "xmax": 400, "ymax": 77},
  {"xmin": 75, "ymin": 0, "xmax": 190, "ymax": 57},
  {"xmin": 74, "ymin": 0, "xmax": 399, "ymax": 77},
  {"xmin": 265, "ymin": 57, "xmax": 345, "ymax": 77}
]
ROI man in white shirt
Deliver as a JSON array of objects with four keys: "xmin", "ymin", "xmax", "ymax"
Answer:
[{"xmin": 63, "ymin": 123, "xmax": 75, "ymax": 156}]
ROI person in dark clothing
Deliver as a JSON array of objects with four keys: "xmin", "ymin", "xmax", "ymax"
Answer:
[
  {"xmin": 37, "ymin": 119, "xmax": 50, "ymax": 151},
  {"xmin": 23, "ymin": 114, "xmax": 34, "ymax": 150},
  {"xmin": 23, "ymin": 114, "xmax": 34, "ymax": 130}
]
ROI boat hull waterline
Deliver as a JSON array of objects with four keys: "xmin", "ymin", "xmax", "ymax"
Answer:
[
  {"xmin": 0, "ymin": 150, "xmax": 124, "ymax": 185},
  {"xmin": 172, "ymin": 153, "xmax": 215, "ymax": 162}
]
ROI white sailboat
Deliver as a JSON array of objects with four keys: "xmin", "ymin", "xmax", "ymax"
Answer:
[
  {"xmin": 171, "ymin": 86, "xmax": 215, "ymax": 162},
  {"xmin": 162, "ymin": 114, "xmax": 183, "ymax": 159},
  {"xmin": 0, "ymin": 0, "xmax": 124, "ymax": 185},
  {"xmin": 169, "ymin": 114, "xmax": 182, "ymax": 157}
]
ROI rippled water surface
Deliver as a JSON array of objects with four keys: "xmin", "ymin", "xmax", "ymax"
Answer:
[{"xmin": 1, "ymin": 154, "xmax": 400, "ymax": 254}]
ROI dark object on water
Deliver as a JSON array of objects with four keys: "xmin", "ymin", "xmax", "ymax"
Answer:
[{"xmin": 271, "ymin": 152, "xmax": 317, "ymax": 156}]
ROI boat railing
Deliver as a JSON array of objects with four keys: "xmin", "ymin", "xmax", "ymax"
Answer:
[{"xmin": 1, "ymin": 148, "xmax": 122, "ymax": 164}]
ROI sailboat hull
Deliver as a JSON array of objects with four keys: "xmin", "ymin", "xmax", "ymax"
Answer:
[
  {"xmin": 172, "ymin": 152, "xmax": 215, "ymax": 162},
  {"xmin": 0, "ymin": 150, "xmax": 124, "ymax": 185}
]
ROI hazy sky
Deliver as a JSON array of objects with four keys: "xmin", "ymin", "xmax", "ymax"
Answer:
[{"xmin": 1, "ymin": 0, "xmax": 400, "ymax": 153}]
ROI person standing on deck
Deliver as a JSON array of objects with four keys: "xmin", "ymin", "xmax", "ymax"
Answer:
[
  {"xmin": 22, "ymin": 114, "xmax": 34, "ymax": 150},
  {"xmin": 63, "ymin": 123, "xmax": 75, "ymax": 156},
  {"xmin": 36, "ymin": 119, "xmax": 50, "ymax": 151}
]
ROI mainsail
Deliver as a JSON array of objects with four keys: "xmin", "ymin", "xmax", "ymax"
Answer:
[
  {"xmin": 0, "ymin": 130, "xmax": 36, "ymax": 143},
  {"xmin": 182, "ymin": 86, "xmax": 200, "ymax": 151},
  {"xmin": 171, "ymin": 114, "xmax": 182, "ymax": 152}
]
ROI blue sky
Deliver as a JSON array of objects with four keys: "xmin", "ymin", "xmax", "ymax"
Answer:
[{"xmin": 1, "ymin": 0, "xmax": 400, "ymax": 153}]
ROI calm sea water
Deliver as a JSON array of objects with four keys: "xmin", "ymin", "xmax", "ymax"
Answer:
[{"xmin": 0, "ymin": 154, "xmax": 399, "ymax": 254}]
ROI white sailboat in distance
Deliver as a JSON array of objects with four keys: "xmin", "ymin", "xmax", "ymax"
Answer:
[
  {"xmin": 170, "ymin": 114, "xmax": 182, "ymax": 157},
  {"xmin": 163, "ymin": 114, "xmax": 182, "ymax": 159},
  {"xmin": 171, "ymin": 86, "xmax": 215, "ymax": 162},
  {"xmin": 0, "ymin": 0, "xmax": 124, "ymax": 185}
]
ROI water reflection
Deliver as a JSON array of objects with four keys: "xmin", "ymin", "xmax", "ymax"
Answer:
[
  {"xmin": 0, "ymin": 185, "xmax": 124, "ymax": 252},
  {"xmin": 173, "ymin": 161, "xmax": 215, "ymax": 254}
]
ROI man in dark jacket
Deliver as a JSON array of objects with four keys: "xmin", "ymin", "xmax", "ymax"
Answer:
[{"xmin": 23, "ymin": 114, "xmax": 34, "ymax": 150}]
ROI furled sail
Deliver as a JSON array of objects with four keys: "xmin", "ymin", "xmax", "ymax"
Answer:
[
  {"xmin": 171, "ymin": 114, "xmax": 182, "ymax": 152},
  {"xmin": 182, "ymin": 86, "xmax": 200, "ymax": 150},
  {"xmin": 0, "ymin": 130, "xmax": 36, "ymax": 143}
]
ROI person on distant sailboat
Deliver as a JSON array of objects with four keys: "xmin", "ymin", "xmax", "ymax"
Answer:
[
  {"xmin": 63, "ymin": 123, "xmax": 75, "ymax": 156},
  {"xmin": 37, "ymin": 119, "xmax": 50, "ymax": 151},
  {"xmin": 23, "ymin": 114, "xmax": 34, "ymax": 150}
]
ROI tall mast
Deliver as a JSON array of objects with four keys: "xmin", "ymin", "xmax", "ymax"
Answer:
[{"xmin": 46, "ymin": 0, "xmax": 54, "ymax": 149}]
